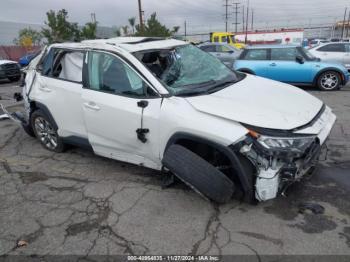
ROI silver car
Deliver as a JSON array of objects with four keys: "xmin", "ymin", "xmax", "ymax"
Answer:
[
  {"xmin": 198, "ymin": 42, "xmax": 241, "ymax": 67},
  {"xmin": 309, "ymin": 42, "xmax": 350, "ymax": 70}
]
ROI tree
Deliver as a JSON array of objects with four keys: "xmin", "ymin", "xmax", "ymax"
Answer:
[
  {"xmin": 81, "ymin": 22, "xmax": 97, "ymax": 39},
  {"xmin": 122, "ymin": 25, "xmax": 129, "ymax": 36},
  {"xmin": 114, "ymin": 27, "xmax": 121, "ymax": 37},
  {"xmin": 172, "ymin": 26, "xmax": 180, "ymax": 35},
  {"xmin": 13, "ymin": 27, "xmax": 43, "ymax": 46},
  {"xmin": 135, "ymin": 13, "xmax": 179, "ymax": 37},
  {"xmin": 128, "ymin": 17, "xmax": 136, "ymax": 34},
  {"xmin": 41, "ymin": 9, "xmax": 81, "ymax": 43}
]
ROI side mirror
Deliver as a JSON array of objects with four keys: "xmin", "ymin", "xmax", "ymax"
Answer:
[{"xmin": 296, "ymin": 55, "xmax": 305, "ymax": 64}]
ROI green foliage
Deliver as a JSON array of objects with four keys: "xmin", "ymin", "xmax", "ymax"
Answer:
[
  {"xmin": 135, "ymin": 13, "xmax": 179, "ymax": 37},
  {"xmin": 122, "ymin": 25, "xmax": 129, "ymax": 36},
  {"xmin": 114, "ymin": 27, "xmax": 121, "ymax": 37},
  {"xmin": 81, "ymin": 22, "xmax": 97, "ymax": 40},
  {"xmin": 41, "ymin": 9, "xmax": 81, "ymax": 43},
  {"xmin": 13, "ymin": 27, "xmax": 42, "ymax": 46},
  {"xmin": 128, "ymin": 17, "xmax": 136, "ymax": 34}
]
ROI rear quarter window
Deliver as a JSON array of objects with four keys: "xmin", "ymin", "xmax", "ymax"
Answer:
[{"xmin": 317, "ymin": 44, "xmax": 345, "ymax": 52}]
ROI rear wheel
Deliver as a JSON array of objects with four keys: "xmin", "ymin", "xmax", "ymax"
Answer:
[
  {"xmin": 317, "ymin": 71, "xmax": 341, "ymax": 91},
  {"xmin": 162, "ymin": 144, "xmax": 235, "ymax": 203},
  {"xmin": 31, "ymin": 110, "xmax": 65, "ymax": 152}
]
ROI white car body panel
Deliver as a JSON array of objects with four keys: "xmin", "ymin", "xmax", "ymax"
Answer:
[{"xmin": 185, "ymin": 75, "xmax": 323, "ymax": 130}]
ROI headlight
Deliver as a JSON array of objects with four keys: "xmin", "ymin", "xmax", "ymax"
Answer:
[{"xmin": 256, "ymin": 135, "xmax": 316, "ymax": 154}]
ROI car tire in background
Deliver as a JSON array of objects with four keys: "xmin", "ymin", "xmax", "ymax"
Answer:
[
  {"xmin": 162, "ymin": 144, "xmax": 235, "ymax": 203},
  {"xmin": 317, "ymin": 71, "xmax": 341, "ymax": 91},
  {"xmin": 22, "ymin": 123, "xmax": 36, "ymax": 137},
  {"xmin": 31, "ymin": 109, "xmax": 66, "ymax": 153}
]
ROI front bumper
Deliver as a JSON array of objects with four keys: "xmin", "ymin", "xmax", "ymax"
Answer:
[{"xmin": 238, "ymin": 106, "xmax": 336, "ymax": 201}]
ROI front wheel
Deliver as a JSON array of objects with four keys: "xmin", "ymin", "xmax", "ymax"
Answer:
[
  {"xmin": 31, "ymin": 110, "xmax": 65, "ymax": 152},
  {"xmin": 317, "ymin": 71, "xmax": 341, "ymax": 91},
  {"xmin": 8, "ymin": 76, "xmax": 21, "ymax": 82}
]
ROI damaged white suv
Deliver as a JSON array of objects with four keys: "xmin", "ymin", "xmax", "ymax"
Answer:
[{"xmin": 8, "ymin": 37, "xmax": 336, "ymax": 203}]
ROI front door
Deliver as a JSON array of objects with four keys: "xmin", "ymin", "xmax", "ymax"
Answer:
[
  {"xmin": 268, "ymin": 48, "xmax": 312, "ymax": 83},
  {"xmin": 82, "ymin": 51, "xmax": 162, "ymax": 169}
]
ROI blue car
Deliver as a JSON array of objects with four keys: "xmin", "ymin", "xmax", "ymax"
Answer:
[
  {"xmin": 234, "ymin": 45, "xmax": 350, "ymax": 91},
  {"xmin": 19, "ymin": 50, "xmax": 40, "ymax": 67}
]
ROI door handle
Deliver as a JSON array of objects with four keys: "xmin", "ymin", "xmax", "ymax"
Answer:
[
  {"xmin": 83, "ymin": 102, "xmax": 100, "ymax": 111},
  {"xmin": 269, "ymin": 63, "xmax": 277, "ymax": 66}
]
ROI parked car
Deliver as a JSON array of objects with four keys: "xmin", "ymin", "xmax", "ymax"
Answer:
[
  {"xmin": 19, "ymin": 50, "xmax": 41, "ymax": 67},
  {"xmin": 309, "ymin": 42, "xmax": 350, "ymax": 70},
  {"xmin": 234, "ymin": 45, "xmax": 349, "ymax": 91},
  {"xmin": 308, "ymin": 39, "xmax": 329, "ymax": 48},
  {"xmin": 198, "ymin": 42, "xmax": 241, "ymax": 67},
  {"xmin": 0, "ymin": 56, "xmax": 21, "ymax": 82},
  {"xmin": 3, "ymin": 38, "xmax": 336, "ymax": 204}
]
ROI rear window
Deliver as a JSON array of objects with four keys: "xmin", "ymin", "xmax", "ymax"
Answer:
[{"xmin": 243, "ymin": 49, "xmax": 268, "ymax": 60}]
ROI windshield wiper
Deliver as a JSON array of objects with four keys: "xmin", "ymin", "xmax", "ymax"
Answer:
[{"xmin": 207, "ymin": 79, "xmax": 237, "ymax": 93}]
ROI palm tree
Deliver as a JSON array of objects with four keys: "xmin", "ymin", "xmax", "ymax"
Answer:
[
  {"xmin": 128, "ymin": 17, "xmax": 136, "ymax": 34},
  {"xmin": 122, "ymin": 25, "xmax": 129, "ymax": 36}
]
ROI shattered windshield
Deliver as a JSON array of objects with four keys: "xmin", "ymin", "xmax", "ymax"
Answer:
[{"xmin": 136, "ymin": 44, "xmax": 240, "ymax": 96}]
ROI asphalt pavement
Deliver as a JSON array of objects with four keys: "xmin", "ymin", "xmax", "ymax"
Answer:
[{"xmin": 0, "ymin": 79, "xmax": 349, "ymax": 259}]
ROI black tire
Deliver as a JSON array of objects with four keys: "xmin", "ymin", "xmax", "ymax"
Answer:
[
  {"xmin": 8, "ymin": 76, "xmax": 21, "ymax": 82},
  {"xmin": 31, "ymin": 109, "xmax": 66, "ymax": 153},
  {"xmin": 162, "ymin": 144, "xmax": 235, "ymax": 203},
  {"xmin": 317, "ymin": 71, "xmax": 341, "ymax": 91},
  {"xmin": 22, "ymin": 123, "xmax": 35, "ymax": 137}
]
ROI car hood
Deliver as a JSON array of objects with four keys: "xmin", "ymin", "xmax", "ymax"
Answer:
[
  {"xmin": 0, "ymin": 60, "xmax": 17, "ymax": 65},
  {"xmin": 185, "ymin": 75, "xmax": 324, "ymax": 130}
]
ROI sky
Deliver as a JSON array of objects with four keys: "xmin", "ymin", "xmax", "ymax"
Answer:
[{"xmin": 0, "ymin": 0, "xmax": 349, "ymax": 34}]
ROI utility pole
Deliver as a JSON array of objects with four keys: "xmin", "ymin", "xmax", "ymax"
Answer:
[
  {"xmin": 138, "ymin": 0, "xmax": 144, "ymax": 32},
  {"xmin": 347, "ymin": 10, "xmax": 350, "ymax": 38},
  {"xmin": 245, "ymin": 0, "xmax": 249, "ymax": 44},
  {"xmin": 251, "ymin": 9, "xmax": 254, "ymax": 31},
  {"xmin": 242, "ymin": 5, "xmax": 245, "ymax": 32},
  {"xmin": 223, "ymin": 0, "xmax": 231, "ymax": 32},
  {"xmin": 341, "ymin": 7, "xmax": 347, "ymax": 39},
  {"xmin": 232, "ymin": 2, "xmax": 240, "ymax": 34},
  {"xmin": 184, "ymin": 20, "xmax": 187, "ymax": 41}
]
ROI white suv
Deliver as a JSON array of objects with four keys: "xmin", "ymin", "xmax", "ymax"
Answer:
[{"xmin": 8, "ymin": 37, "xmax": 336, "ymax": 203}]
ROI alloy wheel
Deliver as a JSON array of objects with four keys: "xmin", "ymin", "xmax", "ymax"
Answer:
[
  {"xmin": 34, "ymin": 117, "xmax": 58, "ymax": 150},
  {"xmin": 320, "ymin": 73, "xmax": 338, "ymax": 90}
]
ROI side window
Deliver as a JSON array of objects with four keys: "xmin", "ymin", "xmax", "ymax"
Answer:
[
  {"xmin": 200, "ymin": 45, "xmax": 216, "ymax": 52},
  {"xmin": 271, "ymin": 48, "xmax": 297, "ymax": 61},
  {"xmin": 41, "ymin": 48, "xmax": 84, "ymax": 82},
  {"xmin": 218, "ymin": 45, "xmax": 232, "ymax": 53},
  {"xmin": 317, "ymin": 44, "xmax": 345, "ymax": 52},
  {"xmin": 221, "ymin": 36, "xmax": 228, "ymax": 43},
  {"xmin": 345, "ymin": 44, "xmax": 350, "ymax": 52},
  {"xmin": 88, "ymin": 51, "xmax": 157, "ymax": 98},
  {"xmin": 244, "ymin": 49, "xmax": 268, "ymax": 60},
  {"xmin": 213, "ymin": 37, "xmax": 219, "ymax": 43}
]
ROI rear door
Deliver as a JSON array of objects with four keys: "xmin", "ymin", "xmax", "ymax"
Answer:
[
  {"xmin": 343, "ymin": 44, "xmax": 350, "ymax": 69},
  {"xmin": 82, "ymin": 50, "xmax": 162, "ymax": 169},
  {"xmin": 33, "ymin": 48, "xmax": 87, "ymax": 139},
  {"xmin": 315, "ymin": 43, "xmax": 346, "ymax": 64},
  {"xmin": 240, "ymin": 49, "xmax": 270, "ymax": 77},
  {"xmin": 268, "ymin": 47, "xmax": 312, "ymax": 83}
]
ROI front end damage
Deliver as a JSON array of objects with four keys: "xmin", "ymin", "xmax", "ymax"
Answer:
[{"xmin": 233, "ymin": 105, "xmax": 336, "ymax": 201}]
